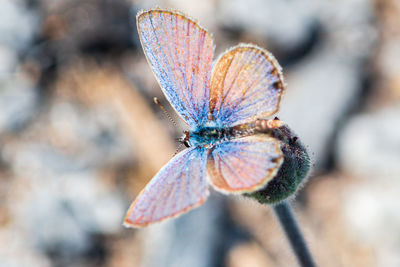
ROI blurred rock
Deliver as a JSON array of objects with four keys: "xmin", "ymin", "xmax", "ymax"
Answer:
[
  {"xmin": 217, "ymin": 0, "xmax": 316, "ymax": 53},
  {"xmin": 227, "ymin": 242, "xmax": 274, "ymax": 267},
  {"xmin": 0, "ymin": 0, "xmax": 38, "ymax": 52},
  {"xmin": 0, "ymin": 74, "xmax": 38, "ymax": 133},
  {"xmin": 0, "ymin": 96, "xmax": 132, "ymax": 265},
  {"xmin": 17, "ymin": 171, "xmax": 125, "ymax": 248},
  {"xmin": 0, "ymin": 0, "xmax": 39, "ymax": 133},
  {"xmin": 337, "ymin": 106, "xmax": 400, "ymax": 180},
  {"xmin": 37, "ymin": 0, "xmax": 137, "ymax": 57},
  {"xmin": 141, "ymin": 194, "xmax": 231, "ymax": 267},
  {"xmin": 343, "ymin": 181, "xmax": 400, "ymax": 267},
  {"xmin": 332, "ymin": 4, "xmax": 400, "ymax": 265},
  {"xmin": 336, "ymin": 106, "xmax": 400, "ymax": 265},
  {"xmin": 306, "ymin": 175, "xmax": 376, "ymax": 267},
  {"xmin": 378, "ymin": 41, "xmax": 400, "ymax": 101},
  {"xmin": 374, "ymin": 0, "xmax": 400, "ymax": 104},
  {"xmin": 0, "ymin": 46, "xmax": 17, "ymax": 75},
  {"xmin": 310, "ymin": 0, "xmax": 377, "ymax": 62},
  {"xmin": 0, "ymin": 224, "xmax": 52, "ymax": 267}
]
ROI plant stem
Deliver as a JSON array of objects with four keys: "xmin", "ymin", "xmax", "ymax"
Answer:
[{"xmin": 273, "ymin": 201, "xmax": 316, "ymax": 267}]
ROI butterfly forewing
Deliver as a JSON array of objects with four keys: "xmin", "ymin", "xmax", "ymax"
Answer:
[
  {"xmin": 207, "ymin": 135, "xmax": 283, "ymax": 193},
  {"xmin": 137, "ymin": 9, "xmax": 214, "ymax": 127},
  {"xmin": 124, "ymin": 147, "xmax": 208, "ymax": 227},
  {"xmin": 209, "ymin": 44, "xmax": 285, "ymax": 126}
]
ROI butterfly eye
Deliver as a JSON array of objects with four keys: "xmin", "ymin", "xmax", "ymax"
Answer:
[
  {"xmin": 181, "ymin": 130, "xmax": 191, "ymax": 147},
  {"xmin": 183, "ymin": 140, "xmax": 190, "ymax": 148}
]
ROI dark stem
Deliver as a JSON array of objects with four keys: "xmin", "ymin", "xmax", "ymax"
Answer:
[{"xmin": 273, "ymin": 201, "xmax": 317, "ymax": 267}]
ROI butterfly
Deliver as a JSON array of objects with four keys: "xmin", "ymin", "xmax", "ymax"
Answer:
[{"xmin": 124, "ymin": 8, "xmax": 286, "ymax": 228}]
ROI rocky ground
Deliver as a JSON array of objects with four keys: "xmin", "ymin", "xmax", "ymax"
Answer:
[{"xmin": 0, "ymin": 0, "xmax": 399, "ymax": 266}]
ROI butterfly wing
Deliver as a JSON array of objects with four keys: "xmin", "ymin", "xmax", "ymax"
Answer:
[
  {"xmin": 207, "ymin": 135, "xmax": 283, "ymax": 193},
  {"xmin": 137, "ymin": 9, "xmax": 214, "ymax": 127},
  {"xmin": 124, "ymin": 147, "xmax": 208, "ymax": 227},
  {"xmin": 209, "ymin": 44, "xmax": 285, "ymax": 126}
]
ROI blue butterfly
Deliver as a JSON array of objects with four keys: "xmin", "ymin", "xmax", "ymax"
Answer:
[{"xmin": 124, "ymin": 8, "xmax": 285, "ymax": 227}]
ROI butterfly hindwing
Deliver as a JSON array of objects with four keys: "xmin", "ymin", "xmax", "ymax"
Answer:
[
  {"xmin": 137, "ymin": 9, "xmax": 214, "ymax": 127},
  {"xmin": 124, "ymin": 147, "xmax": 208, "ymax": 227},
  {"xmin": 207, "ymin": 135, "xmax": 283, "ymax": 193},
  {"xmin": 209, "ymin": 44, "xmax": 285, "ymax": 126}
]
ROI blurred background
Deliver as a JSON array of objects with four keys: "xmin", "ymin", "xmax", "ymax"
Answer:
[{"xmin": 0, "ymin": 0, "xmax": 399, "ymax": 266}]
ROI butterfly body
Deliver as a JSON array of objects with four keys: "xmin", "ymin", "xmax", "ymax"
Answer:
[
  {"xmin": 188, "ymin": 124, "xmax": 250, "ymax": 147},
  {"xmin": 124, "ymin": 8, "xmax": 287, "ymax": 228},
  {"xmin": 188, "ymin": 126, "xmax": 230, "ymax": 147},
  {"xmin": 186, "ymin": 118, "xmax": 283, "ymax": 148}
]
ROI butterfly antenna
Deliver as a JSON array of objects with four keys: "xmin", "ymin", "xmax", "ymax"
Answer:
[
  {"xmin": 154, "ymin": 97, "xmax": 177, "ymax": 127},
  {"xmin": 174, "ymin": 143, "xmax": 184, "ymax": 156}
]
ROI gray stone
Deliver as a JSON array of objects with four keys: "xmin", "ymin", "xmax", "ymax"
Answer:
[
  {"xmin": 0, "ymin": 0, "xmax": 38, "ymax": 52},
  {"xmin": 141, "ymin": 194, "xmax": 229, "ymax": 267},
  {"xmin": 0, "ymin": 75, "xmax": 38, "ymax": 132},
  {"xmin": 337, "ymin": 106, "xmax": 400, "ymax": 266},
  {"xmin": 1, "ymin": 100, "xmax": 132, "ymax": 262},
  {"xmin": 337, "ymin": 106, "xmax": 400, "ymax": 180},
  {"xmin": 217, "ymin": 0, "xmax": 315, "ymax": 51}
]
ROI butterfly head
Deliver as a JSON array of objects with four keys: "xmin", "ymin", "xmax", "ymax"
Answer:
[
  {"xmin": 178, "ymin": 126, "xmax": 226, "ymax": 148},
  {"xmin": 179, "ymin": 130, "xmax": 191, "ymax": 148}
]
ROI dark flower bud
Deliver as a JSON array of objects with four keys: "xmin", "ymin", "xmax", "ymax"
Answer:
[{"xmin": 245, "ymin": 124, "xmax": 311, "ymax": 204}]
